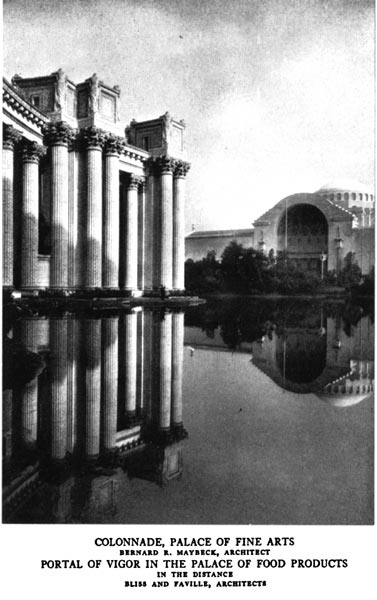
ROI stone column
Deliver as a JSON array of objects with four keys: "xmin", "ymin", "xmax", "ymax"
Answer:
[
  {"xmin": 171, "ymin": 311, "xmax": 185, "ymax": 435},
  {"xmin": 102, "ymin": 316, "xmax": 119, "ymax": 451},
  {"xmin": 43, "ymin": 122, "xmax": 74, "ymax": 288},
  {"xmin": 144, "ymin": 164, "xmax": 156, "ymax": 290},
  {"xmin": 157, "ymin": 156, "xmax": 175, "ymax": 290},
  {"xmin": 159, "ymin": 312, "xmax": 172, "ymax": 433},
  {"xmin": 103, "ymin": 136, "xmax": 122, "ymax": 288},
  {"xmin": 50, "ymin": 319, "xmax": 68, "ymax": 461},
  {"xmin": 122, "ymin": 174, "xmax": 141, "ymax": 292},
  {"xmin": 20, "ymin": 141, "xmax": 46, "ymax": 288},
  {"xmin": 2, "ymin": 125, "xmax": 21, "ymax": 287},
  {"xmin": 85, "ymin": 319, "xmax": 101, "ymax": 459},
  {"xmin": 82, "ymin": 127, "xmax": 105, "ymax": 288},
  {"xmin": 137, "ymin": 179, "xmax": 146, "ymax": 292},
  {"xmin": 124, "ymin": 311, "xmax": 138, "ymax": 423},
  {"xmin": 173, "ymin": 161, "xmax": 190, "ymax": 290}
]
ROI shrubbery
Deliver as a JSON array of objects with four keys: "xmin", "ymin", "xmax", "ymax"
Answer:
[{"xmin": 185, "ymin": 243, "xmax": 371, "ymax": 295}]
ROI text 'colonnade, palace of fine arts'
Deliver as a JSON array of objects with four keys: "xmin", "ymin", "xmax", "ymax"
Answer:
[{"xmin": 2, "ymin": 70, "xmax": 190, "ymax": 295}]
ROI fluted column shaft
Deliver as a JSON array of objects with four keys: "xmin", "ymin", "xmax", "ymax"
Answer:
[
  {"xmin": 144, "ymin": 171, "xmax": 156, "ymax": 290},
  {"xmin": 123, "ymin": 175, "xmax": 140, "ymax": 291},
  {"xmin": 137, "ymin": 181, "xmax": 146, "ymax": 291},
  {"xmin": 103, "ymin": 138, "xmax": 121, "ymax": 288},
  {"xmin": 50, "ymin": 319, "xmax": 68, "ymax": 461},
  {"xmin": 173, "ymin": 161, "xmax": 190, "ymax": 290},
  {"xmin": 21, "ymin": 142, "xmax": 46, "ymax": 288},
  {"xmin": 171, "ymin": 312, "xmax": 184, "ymax": 426},
  {"xmin": 159, "ymin": 313, "xmax": 172, "ymax": 431},
  {"xmin": 85, "ymin": 319, "xmax": 101, "ymax": 458},
  {"xmin": 2, "ymin": 126, "xmax": 21, "ymax": 286},
  {"xmin": 43, "ymin": 123, "xmax": 74, "ymax": 287},
  {"xmin": 83, "ymin": 128, "xmax": 105, "ymax": 288},
  {"xmin": 159, "ymin": 158, "xmax": 175, "ymax": 290},
  {"xmin": 102, "ymin": 317, "xmax": 119, "ymax": 450}
]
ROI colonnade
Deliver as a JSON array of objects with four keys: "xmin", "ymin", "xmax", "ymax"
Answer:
[
  {"xmin": 4, "ymin": 310, "xmax": 186, "ymax": 466},
  {"xmin": 2, "ymin": 122, "xmax": 190, "ymax": 292}
]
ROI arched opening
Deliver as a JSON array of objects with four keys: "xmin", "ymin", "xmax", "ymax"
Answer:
[{"xmin": 277, "ymin": 204, "xmax": 328, "ymax": 273}]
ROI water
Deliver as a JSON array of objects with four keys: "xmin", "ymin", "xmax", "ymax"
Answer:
[{"xmin": 2, "ymin": 297, "xmax": 374, "ymax": 524}]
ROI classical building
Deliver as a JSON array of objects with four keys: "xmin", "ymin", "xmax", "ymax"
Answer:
[
  {"xmin": 254, "ymin": 181, "xmax": 375, "ymax": 275},
  {"xmin": 186, "ymin": 181, "xmax": 374, "ymax": 276},
  {"xmin": 2, "ymin": 70, "xmax": 190, "ymax": 294},
  {"xmin": 185, "ymin": 228, "xmax": 254, "ymax": 261}
]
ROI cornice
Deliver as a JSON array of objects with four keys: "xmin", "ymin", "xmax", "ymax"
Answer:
[{"xmin": 3, "ymin": 78, "xmax": 49, "ymax": 128}]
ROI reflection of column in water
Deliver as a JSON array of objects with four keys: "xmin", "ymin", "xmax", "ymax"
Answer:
[
  {"xmin": 67, "ymin": 319, "xmax": 79, "ymax": 455},
  {"xmin": 159, "ymin": 313, "xmax": 172, "ymax": 432},
  {"xmin": 142, "ymin": 311, "xmax": 153, "ymax": 423},
  {"xmin": 124, "ymin": 311, "xmax": 137, "ymax": 422},
  {"xmin": 136, "ymin": 311, "xmax": 144, "ymax": 418},
  {"xmin": 50, "ymin": 319, "xmax": 68, "ymax": 461},
  {"xmin": 85, "ymin": 319, "xmax": 101, "ymax": 458},
  {"xmin": 20, "ymin": 318, "xmax": 40, "ymax": 449},
  {"xmin": 171, "ymin": 312, "xmax": 184, "ymax": 433},
  {"xmin": 102, "ymin": 316, "xmax": 119, "ymax": 451},
  {"xmin": 3, "ymin": 389, "xmax": 13, "ymax": 460}
]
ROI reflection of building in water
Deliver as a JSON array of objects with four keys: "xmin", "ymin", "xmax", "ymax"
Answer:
[
  {"xmin": 2, "ymin": 309, "xmax": 187, "ymax": 523},
  {"xmin": 251, "ymin": 311, "xmax": 374, "ymax": 406},
  {"xmin": 3, "ymin": 73, "xmax": 190, "ymax": 293}
]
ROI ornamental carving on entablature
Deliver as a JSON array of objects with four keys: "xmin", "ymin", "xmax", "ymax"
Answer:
[
  {"xmin": 80, "ymin": 126, "xmax": 107, "ymax": 150},
  {"xmin": 3, "ymin": 124, "xmax": 22, "ymax": 150},
  {"xmin": 43, "ymin": 121, "xmax": 76, "ymax": 147},
  {"xmin": 20, "ymin": 140, "xmax": 47, "ymax": 163},
  {"xmin": 174, "ymin": 160, "xmax": 191, "ymax": 178}
]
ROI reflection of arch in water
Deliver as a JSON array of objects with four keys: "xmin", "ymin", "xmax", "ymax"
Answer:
[
  {"xmin": 277, "ymin": 204, "xmax": 328, "ymax": 272},
  {"xmin": 276, "ymin": 332, "xmax": 327, "ymax": 385}
]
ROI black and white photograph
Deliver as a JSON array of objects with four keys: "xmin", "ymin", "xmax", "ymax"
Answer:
[{"xmin": 1, "ymin": 0, "xmax": 375, "ymax": 597}]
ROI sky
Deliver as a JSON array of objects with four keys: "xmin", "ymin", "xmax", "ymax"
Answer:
[{"xmin": 3, "ymin": 0, "xmax": 375, "ymax": 231}]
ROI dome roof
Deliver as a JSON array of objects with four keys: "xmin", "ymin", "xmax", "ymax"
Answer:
[{"xmin": 316, "ymin": 179, "xmax": 373, "ymax": 194}]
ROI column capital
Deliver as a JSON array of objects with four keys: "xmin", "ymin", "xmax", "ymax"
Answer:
[
  {"xmin": 174, "ymin": 160, "xmax": 191, "ymax": 178},
  {"xmin": 20, "ymin": 141, "xmax": 47, "ymax": 164},
  {"xmin": 42, "ymin": 121, "xmax": 76, "ymax": 147},
  {"xmin": 155, "ymin": 155, "xmax": 176, "ymax": 174},
  {"xmin": 104, "ymin": 134, "xmax": 124, "ymax": 156},
  {"xmin": 3, "ymin": 124, "xmax": 22, "ymax": 150},
  {"xmin": 81, "ymin": 126, "xmax": 106, "ymax": 150},
  {"xmin": 126, "ymin": 174, "xmax": 144, "ymax": 190}
]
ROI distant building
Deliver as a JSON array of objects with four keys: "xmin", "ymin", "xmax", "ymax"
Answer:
[
  {"xmin": 253, "ymin": 181, "xmax": 374, "ymax": 275},
  {"xmin": 186, "ymin": 181, "xmax": 374, "ymax": 275},
  {"xmin": 2, "ymin": 71, "xmax": 190, "ymax": 293},
  {"xmin": 185, "ymin": 228, "xmax": 254, "ymax": 261}
]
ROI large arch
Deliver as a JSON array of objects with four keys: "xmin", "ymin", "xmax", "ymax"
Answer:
[{"xmin": 277, "ymin": 203, "xmax": 328, "ymax": 272}]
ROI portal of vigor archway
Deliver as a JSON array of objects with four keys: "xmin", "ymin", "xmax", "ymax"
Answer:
[{"xmin": 277, "ymin": 204, "xmax": 328, "ymax": 272}]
